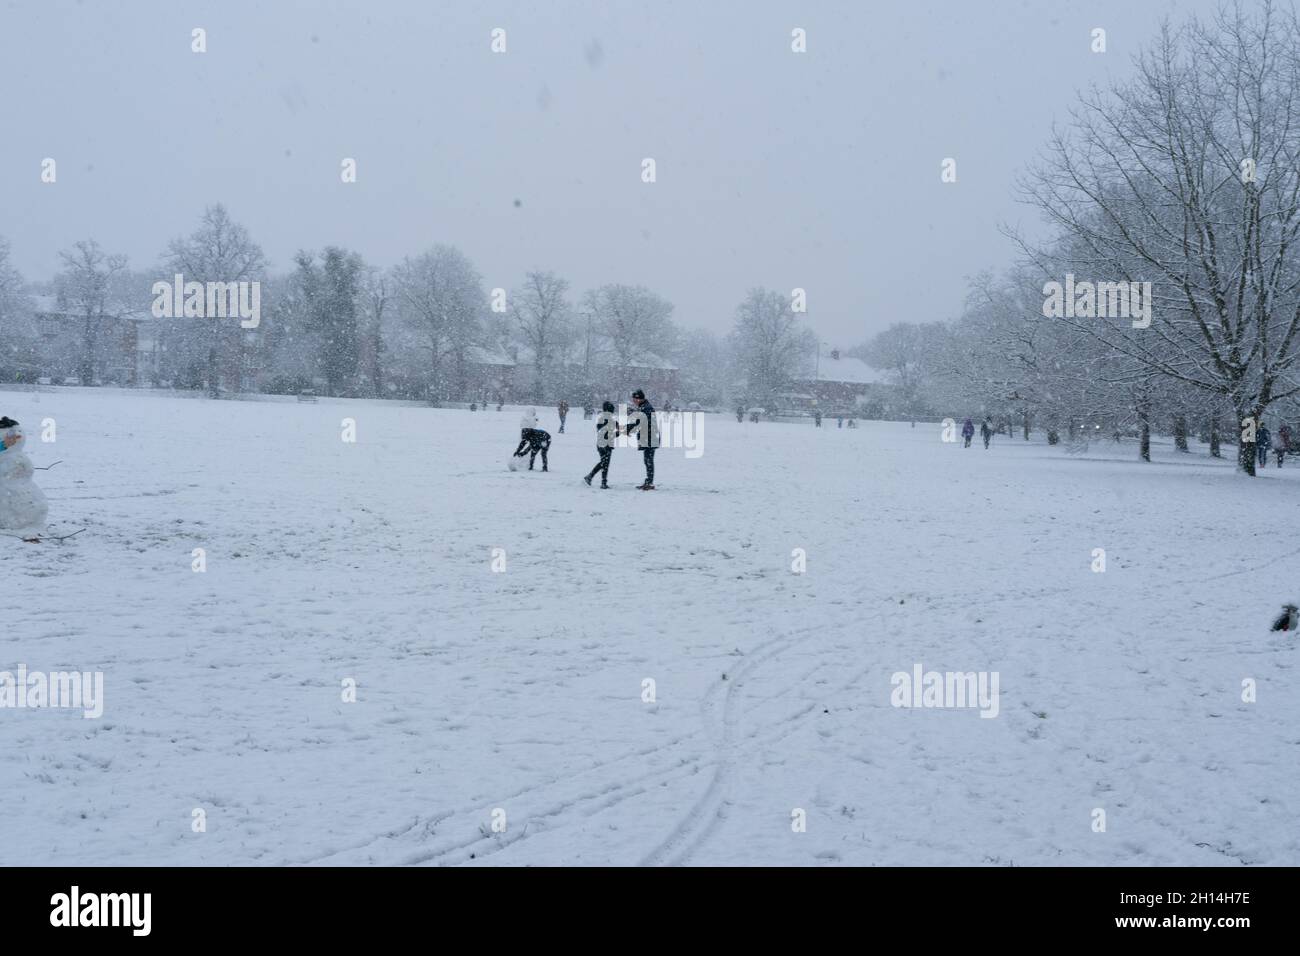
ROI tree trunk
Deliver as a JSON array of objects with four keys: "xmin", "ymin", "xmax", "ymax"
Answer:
[
  {"xmin": 1174, "ymin": 416, "xmax": 1189, "ymax": 452},
  {"xmin": 1022, "ymin": 410, "xmax": 1030, "ymax": 440},
  {"xmin": 1138, "ymin": 404, "xmax": 1150, "ymax": 462},
  {"xmin": 80, "ymin": 313, "xmax": 96, "ymax": 386},
  {"xmin": 207, "ymin": 318, "xmax": 221, "ymax": 398},
  {"xmin": 1239, "ymin": 410, "xmax": 1257, "ymax": 477},
  {"xmin": 1209, "ymin": 416, "xmax": 1221, "ymax": 458},
  {"xmin": 370, "ymin": 325, "xmax": 383, "ymax": 397}
]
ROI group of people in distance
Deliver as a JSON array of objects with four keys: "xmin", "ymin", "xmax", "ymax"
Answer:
[
  {"xmin": 961, "ymin": 417, "xmax": 996, "ymax": 449},
  {"xmin": 1255, "ymin": 422, "xmax": 1293, "ymax": 468},
  {"xmin": 511, "ymin": 389, "xmax": 659, "ymax": 490}
]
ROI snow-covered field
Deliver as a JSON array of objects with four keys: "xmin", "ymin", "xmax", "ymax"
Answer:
[{"xmin": 2, "ymin": 385, "xmax": 1297, "ymax": 866}]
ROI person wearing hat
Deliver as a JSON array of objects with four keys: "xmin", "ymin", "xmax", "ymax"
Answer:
[{"xmin": 625, "ymin": 389, "xmax": 658, "ymax": 490}]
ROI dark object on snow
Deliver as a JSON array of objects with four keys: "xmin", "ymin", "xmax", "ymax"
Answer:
[
  {"xmin": 0, "ymin": 416, "xmax": 17, "ymax": 429},
  {"xmin": 513, "ymin": 428, "xmax": 551, "ymax": 471},
  {"xmin": 1271, "ymin": 604, "xmax": 1298, "ymax": 632},
  {"xmin": 627, "ymin": 391, "xmax": 656, "ymax": 488},
  {"xmin": 586, "ymin": 402, "xmax": 619, "ymax": 487}
]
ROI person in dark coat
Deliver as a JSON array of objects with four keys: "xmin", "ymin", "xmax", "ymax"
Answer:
[
  {"xmin": 736, "ymin": 405, "xmax": 745, "ymax": 423},
  {"xmin": 557, "ymin": 400, "xmax": 570, "ymax": 433},
  {"xmin": 1277, "ymin": 424, "xmax": 1291, "ymax": 467},
  {"xmin": 980, "ymin": 417, "xmax": 993, "ymax": 449},
  {"xmin": 1257, "ymin": 423, "xmax": 1271, "ymax": 468},
  {"xmin": 961, "ymin": 418, "xmax": 975, "ymax": 448},
  {"xmin": 512, "ymin": 408, "xmax": 551, "ymax": 471},
  {"xmin": 813, "ymin": 409, "xmax": 822, "ymax": 427},
  {"xmin": 584, "ymin": 401, "xmax": 619, "ymax": 488},
  {"xmin": 626, "ymin": 389, "xmax": 658, "ymax": 489}
]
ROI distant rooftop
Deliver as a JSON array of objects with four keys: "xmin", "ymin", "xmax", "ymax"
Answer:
[
  {"xmin": 30, "ymin": 293, "xmax": 153, "ymax": 322},
  {"xmin": 803, "ymin": 346, "xmax": 884, "ymax": 385}
]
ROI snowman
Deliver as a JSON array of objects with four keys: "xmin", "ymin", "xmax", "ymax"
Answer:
[{"xmin": 0, "ymin": 416, "xmax": 49, "ymax": 541}]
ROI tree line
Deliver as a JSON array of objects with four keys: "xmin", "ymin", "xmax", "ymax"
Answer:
[
  {"xmin": 0, "ymin": 209, "xmax": 829, "ymax": 412},
  {"xmin": 851, "ymin": 1, "xmax": 1300, "ymax": 476}
]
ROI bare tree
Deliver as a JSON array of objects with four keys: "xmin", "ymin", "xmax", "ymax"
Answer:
[
  {"xmin": 1018, "ymin": 1, "xmax": 1300, "ymax": 475},
  {"xmin": 0, "ymin": 236, "xmax": 21, "ymax": 322},
  {"xmin": 55, "ymin": 239, "xmax": 129, "ymax": 386},
  {"xmin": 511, "ymin": 271, "xmax": 573, "ymax": 402},
  {"xmin": 728, "ymin": 287, "xmax": 816, "ymax": 407},
  {"xmin": 391, "ymin": 245, "xmax": 484, "ymax": 403},
  {"xmin": 859, "ymin": 322, "xmax": 947, "ymax": 425},
  {"xmin": 360, "ymin": 266, "xmax": 389, "ymax": 397},
  {"xmin": 162, "ymin": 204, "xmax": 267, "ymax": 397},
  {"xmin": 584, "ymin": 284, "xmax": 675, "ymax": 369}
]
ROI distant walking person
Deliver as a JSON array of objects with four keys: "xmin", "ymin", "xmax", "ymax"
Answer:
[
  {"xmin": 961, "ymin": 417, "xmax": 975, "ymax": 448},
  {"xmin": 512, "ymin": 408, "xmax": 551, "ymax": 471},
  {"xmin": 814, "ymin": 409, "xmax": 822, "ymax": 427},
  {"xmin": 1278, "ymin": 424, "xmax": 1292, "ymax": 467},
  {"xmin": 627, "ymin": 389, "xmax": 658, "ymax": 490},
  {"xmin": 736, "ymin": 405, "xmax": 745, "ymax": 423},
  {"xmin": 980, "ymin": 417, "xmax": 993, "ymax": 449},
  {"xmin": 557, "ymin": 400, "xmax": 570, "ymax": 433},
  {"xmin": 583, "ymin": 402, "xmax": 619, "ymax": 488},
  {"xmin": 1257, "ymin": 423, "xmax": 1271, "ymax": 468}
]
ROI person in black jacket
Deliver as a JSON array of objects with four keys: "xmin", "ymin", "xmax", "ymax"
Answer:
[
  {"xmin": 512, "ymin": 408, "xmax": 551, "ymax": 471},
  {"xmin": 583, "ymin": 401, "xmax": 619, "ymax": 488},
  {"xmin": 626, "ymin": 389, "xmax": 658, "ymax": 489}
]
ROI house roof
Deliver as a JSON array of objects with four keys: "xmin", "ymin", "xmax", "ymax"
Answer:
[
  {"xmin": 514, "ymin": 337, "xmax": 678, "ymax": 371},
  {"xmin": 30, "ymin": 293, "xmax": 153, "ymax": 323},
  {"xmin": 802, "ymin": 346, "xmax": 884, "ymax": 385},
  {"xmin": 466, "ymin": 345, "xmax": 516, "ymax": 367}
]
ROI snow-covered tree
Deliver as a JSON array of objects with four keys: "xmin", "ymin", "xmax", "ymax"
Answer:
[
  {"xmin": 391, "ymin": 245, "xmax": 485, "ymax": 404},
  {"xmin": 55, "ymin": 239, "xmax": 129, "ymax": 386},
  {"xmin": 511, "ymin": 271, "xmax": 574, "ymax": 402},
  {"xmin": 291, "ymin": 247, "xmax": 364, "ymax": 395},
  {"xmin": 162, "ymin": 204, "xmax": 267, "ymax": 397},
  {"xmin": 583, "ymin": 284, "xmax": 675, "ymax": 369},
  {"xmin": 728, "ymin": 287, "xmax": 816, "ymax": 407},
  {"xmin": 1018, "ymin": 1, "xmax": 1300, "ymax": 475}
]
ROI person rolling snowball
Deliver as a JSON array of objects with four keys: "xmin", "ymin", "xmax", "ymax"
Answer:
[{"xmin": 509, "ymin": 408, "xmax": 551, "ymax": 472}]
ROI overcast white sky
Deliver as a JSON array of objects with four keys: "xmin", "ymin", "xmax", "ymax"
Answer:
[{"xmin": 0, "ymin": 0, "xmax": 1225, "ymax": 345}]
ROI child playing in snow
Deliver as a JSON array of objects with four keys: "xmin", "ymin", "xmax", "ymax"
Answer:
[
  {"xmin": 583, "ymin": 401, "xmax": 619, "ymax": 488},
  {"xmin": 513, "ymin": 408, "xmax": 551, "ymax": 471}
]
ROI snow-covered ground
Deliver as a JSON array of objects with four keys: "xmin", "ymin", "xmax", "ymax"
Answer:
[{"xmin": 2, "ymin": 385, "xmax": 1297, "ymax": 866}]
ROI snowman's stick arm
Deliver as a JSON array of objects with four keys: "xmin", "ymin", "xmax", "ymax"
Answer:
[{"xmin": 33, "ymin": 460, "xmax": 63, "ymax": 471}]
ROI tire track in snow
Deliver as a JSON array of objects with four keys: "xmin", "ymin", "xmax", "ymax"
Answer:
[{"xmin": 638, "ymin": 634, "xmax": 801, "ymax": 866}]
